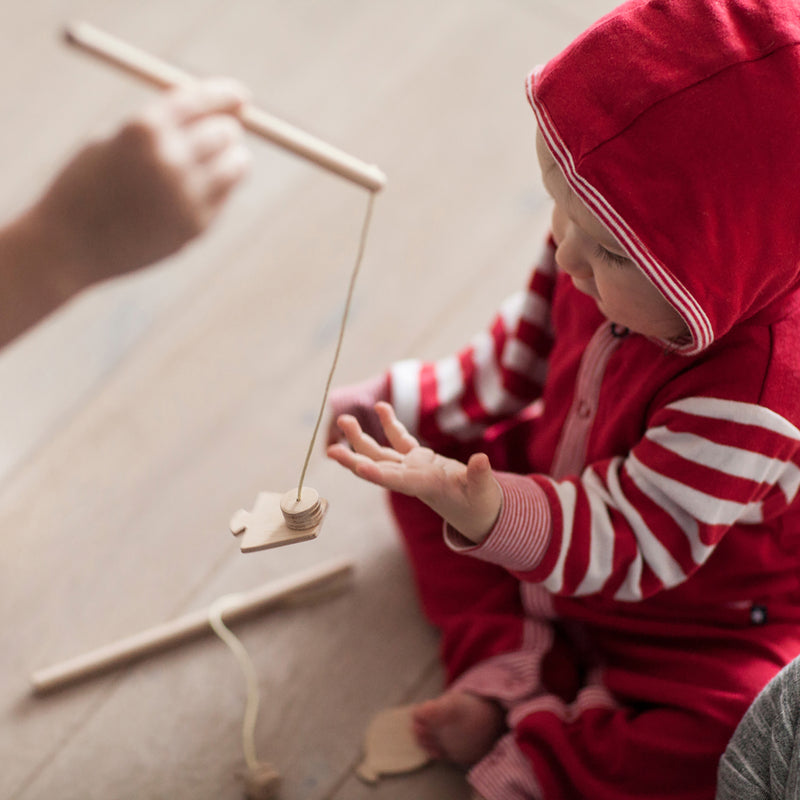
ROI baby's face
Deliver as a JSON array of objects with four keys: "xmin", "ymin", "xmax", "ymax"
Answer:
[{"xmin": 536, "ymin": 130, "xmax": 688, "ymax": 342}]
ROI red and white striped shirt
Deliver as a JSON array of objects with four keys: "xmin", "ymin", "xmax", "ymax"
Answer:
[{"xmin": 386, "ymin": 240, "xmax": 800, "ymax": 617}]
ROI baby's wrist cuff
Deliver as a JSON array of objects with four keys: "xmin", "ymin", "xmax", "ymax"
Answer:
[{"xmin": 444, "ymin": 472, "xmax": 551, "ymax": 571}]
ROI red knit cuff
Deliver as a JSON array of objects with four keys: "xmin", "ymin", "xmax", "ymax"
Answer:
[{"xmin": 444, "ymin": 472, "xmax": 552, "ymax": 571}]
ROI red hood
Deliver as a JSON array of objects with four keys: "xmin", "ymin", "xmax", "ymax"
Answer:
[{"xmin": 527, "ymin": 0, "xmax": 800, "ymax": 354}]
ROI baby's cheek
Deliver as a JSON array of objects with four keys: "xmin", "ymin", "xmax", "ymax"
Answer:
[{"xmin": 550, "ymin": 205, "xmax": 566, "ymax": 242}]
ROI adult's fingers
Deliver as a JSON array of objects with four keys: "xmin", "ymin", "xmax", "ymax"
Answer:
[
  {"xmin": 186, "ymin": 114, "xmax": 244, "ymax": 163},
  {"xmin": 198, "ymin": 141, "xmax": 252, "ymax": 213},
  {"xmin": 165, "ymin": 78, "xmax": 250, "ymax": 125}
]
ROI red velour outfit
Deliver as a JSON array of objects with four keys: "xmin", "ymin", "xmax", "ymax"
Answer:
[{"xmin": 331, "ymin": 1, "xmax": 800, "ymax": 797}]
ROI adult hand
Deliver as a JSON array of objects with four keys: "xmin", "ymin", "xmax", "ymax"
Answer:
[{"xmin": 31, "ymin": 77, "xmax": 252, "ymax": 290}]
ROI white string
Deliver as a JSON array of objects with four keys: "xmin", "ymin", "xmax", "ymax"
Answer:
[
  {"xmin": 295, "ymin": 191, "xmax": 376, "ymax": 499},
  {"xmin": 208, "ymin": 595, "xmax": 261, "ymax": 771},
  {"xmin": 208, "ymin": 193, "xmax": 378, "ymax": 783}
]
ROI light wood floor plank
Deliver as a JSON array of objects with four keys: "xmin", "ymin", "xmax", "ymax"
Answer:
[{"xmin": 1, "ymin": 1, "xmax": 616, "ymax": 798}]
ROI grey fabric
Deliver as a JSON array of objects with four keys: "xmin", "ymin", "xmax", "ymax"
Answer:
[{"xmin": 716, "ymin": 657, "xmax": 800, "ymax": 799}]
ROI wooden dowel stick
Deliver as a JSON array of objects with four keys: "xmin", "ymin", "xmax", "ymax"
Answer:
[
  {"xmin": 31, "ymin": 558, "xmax": 354, "ymax": 695},
  {"xmin": 63, "ymin": 21, "xmax": 387, "ymax": 193}
]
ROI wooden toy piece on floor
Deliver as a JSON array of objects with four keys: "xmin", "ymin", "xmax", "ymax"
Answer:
[
  {"xmin": 356, "ymin": 705, "xmax": 432, "ymax": 783},
  {"xmin": 230, "ymin": 487, "xmax": 328, "ymax": 552}
]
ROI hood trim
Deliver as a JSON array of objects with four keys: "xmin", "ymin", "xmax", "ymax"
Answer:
[{"xmin": 527, "ymin": 68, "xmax": 713, "ymax": 356}]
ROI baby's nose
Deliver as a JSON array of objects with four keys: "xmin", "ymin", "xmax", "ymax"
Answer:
[{"xmin": 554, "ymin": 235, "xmax": 592, "ymax": 278}]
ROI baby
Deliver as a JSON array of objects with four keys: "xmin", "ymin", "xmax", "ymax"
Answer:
[{"xmin": 328, "ymin": 1, "xmax": 800, "ymax": 798}]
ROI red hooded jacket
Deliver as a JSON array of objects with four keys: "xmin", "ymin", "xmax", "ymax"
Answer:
[{"xmin": 370, "ymin": 0, "xmax": 800, "ymax": 630}]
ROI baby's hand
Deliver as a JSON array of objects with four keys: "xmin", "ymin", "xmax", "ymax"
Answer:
[
  {"xmin": 31, "ymin": 78, "xmax": 252, "ymax": 290},
  {"xmin": 327, "ymin": 402, "xmax": 502, "ymax": 543}
]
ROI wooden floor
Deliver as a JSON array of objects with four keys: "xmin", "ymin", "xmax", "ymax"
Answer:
[{"xmin": 1, "ymin": 1, "xmax": 616, "ymax": 798}]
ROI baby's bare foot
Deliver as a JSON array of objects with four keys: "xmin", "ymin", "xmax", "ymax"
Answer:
[{"xmin": 411, "ymin": 691, "xmax": 505, "ymax": 766}]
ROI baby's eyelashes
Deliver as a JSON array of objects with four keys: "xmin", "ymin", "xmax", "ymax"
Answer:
[{"xmin": 594, "ymin": 243, "xmax": 631, "ymax": 267}]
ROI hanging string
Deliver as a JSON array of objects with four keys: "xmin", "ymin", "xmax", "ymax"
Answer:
[{"xmin": 295, "ymin": 191, "xmax": 376, "ymax": 500}]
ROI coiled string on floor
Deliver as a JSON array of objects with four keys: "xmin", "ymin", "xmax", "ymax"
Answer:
[{"xmin": 209, "ymin": 594, "xmax": 281, "ymax": 799}]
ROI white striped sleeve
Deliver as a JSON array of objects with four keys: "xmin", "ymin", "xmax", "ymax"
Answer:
[
  {"xmin": 389, "ymin": 358, "xmax": 423, "ymax": 434},
  {"xmin": 385, "ymin": 248, "xmax": 557, "ymax": 449},
  {"xmin": 557, "ymin": 396, "xmax": 800, "ymax": 601},
  {"xmin": 447, "ymin": 396, "xmax": 800, "ymax": 603}
]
